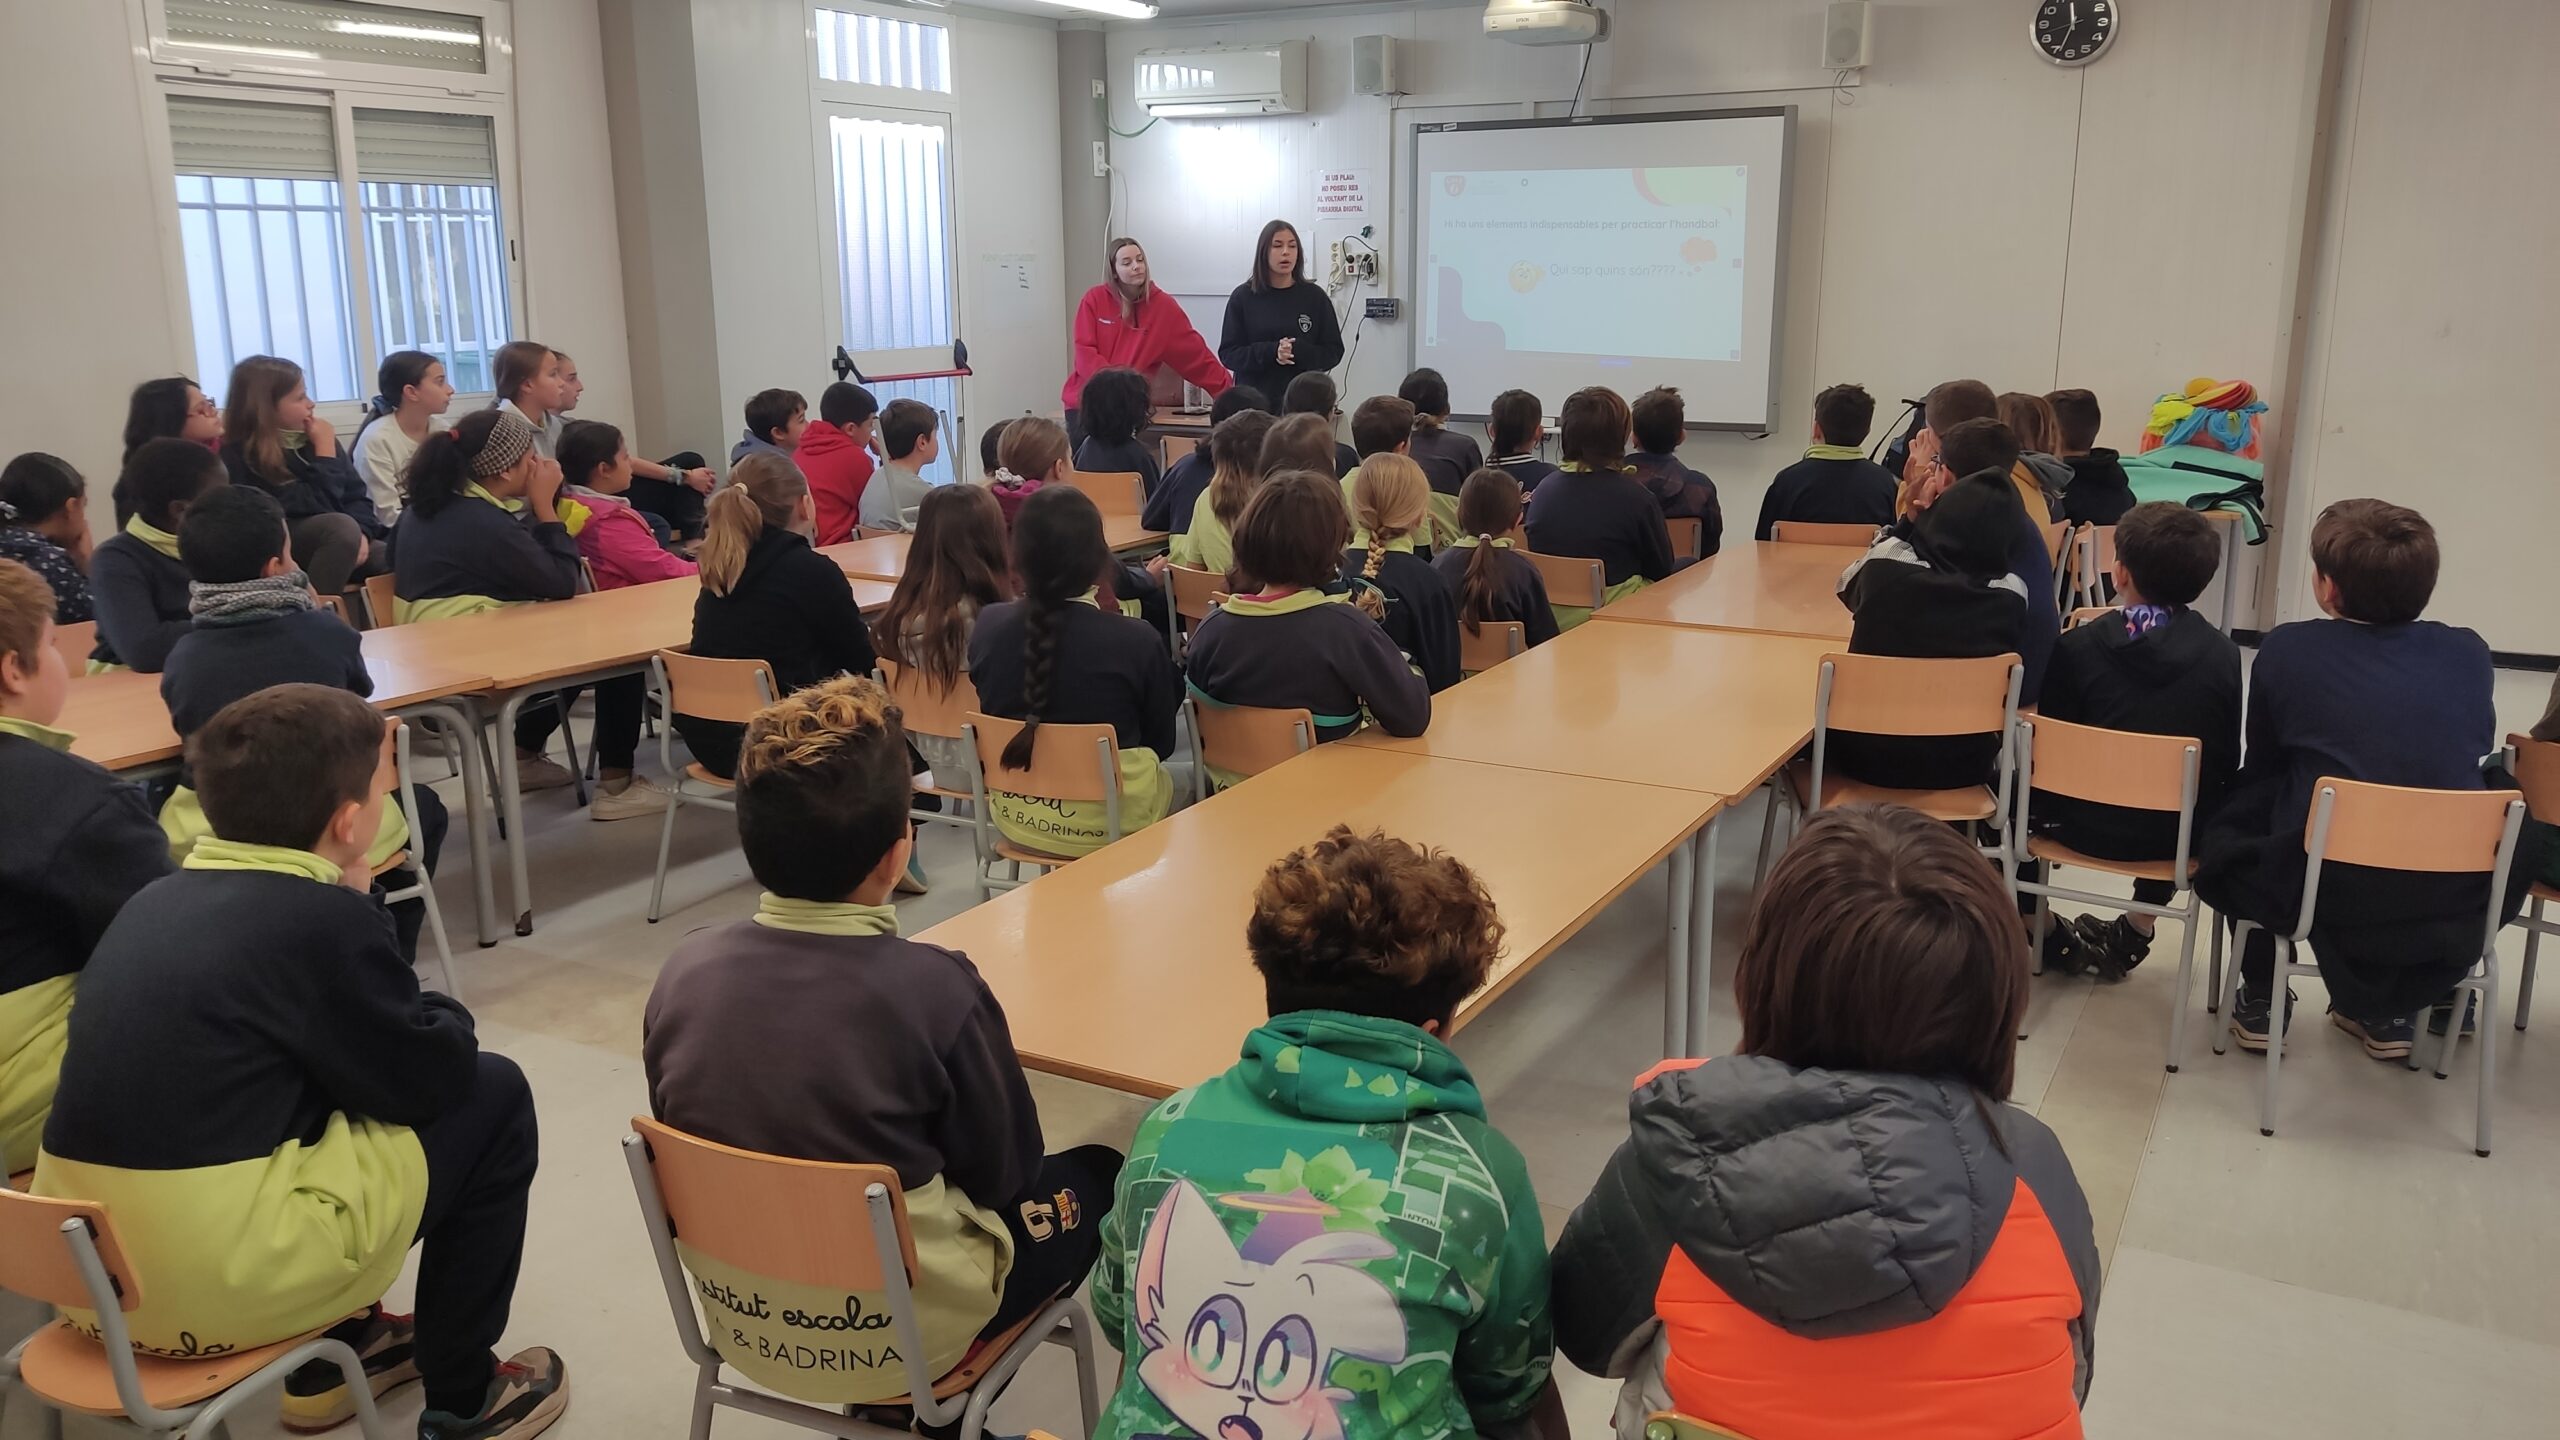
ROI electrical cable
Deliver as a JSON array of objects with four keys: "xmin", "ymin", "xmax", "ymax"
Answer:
[{"xmin": 1568, "ymin": 41, "xmax": 1593, "ymax": 116}]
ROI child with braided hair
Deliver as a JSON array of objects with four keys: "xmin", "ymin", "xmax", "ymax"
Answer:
[
  {"xmin": 968, "ymin": 485, "xmax": 1180, "ymax": 858},
  {"xmin": 1433, "ymin": 467, "xmax": 1559, "ymax": 652},
  {"xmin": 1343, "ymin": 454, "xmax": 1462, "ymax": 692},
  {"xmin": 645, "ymin": 675, "xmax": 1121, "ymax": 1406}
]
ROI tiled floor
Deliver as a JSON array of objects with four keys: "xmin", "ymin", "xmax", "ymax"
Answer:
[{"xmin": 8, "ymin": 667, "xmax": 2558, "ymax": 1440}]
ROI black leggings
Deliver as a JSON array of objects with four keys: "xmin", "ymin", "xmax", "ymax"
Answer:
[
  {"xmin": 512, "ymin": 675, "xmax": 647, "ymax": 772},
  {"xmin": 407, "ymin": 1052, "xmax": 541, "ymax": 1416},
  {"xmin": 980, "ymin": 1145, "xmax": 1122, "ymax": 1339},
  {"xmin": 625, "ymin": 451, "xmax": 710, "ymax": 541}
]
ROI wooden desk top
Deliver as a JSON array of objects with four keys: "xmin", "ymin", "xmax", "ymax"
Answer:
[
  {"xmin": 357, "ymin": 580, "xmax": 702, "ymax": 691},
  {"xmin": 825, "ymin": 516, "xmax": 1164, "ymax": 583},
  {"xmin": 1599, "ymin": 541, "xmax": 1856, "ymax": 640},
  {"xmin": 912, "ymin": 745, "xmax": 1713, "ymax": 1098},
  {"xmin": 62, "ymin": 669, "xmax": 180, "ymax": 771},
  {"xmin": 1148, "ymin": 407, "xmax": 1214, "ymax": 432},
  {"xmin": 1352, "ymin": 622, "xmax": 1841, "ymax": 799}
]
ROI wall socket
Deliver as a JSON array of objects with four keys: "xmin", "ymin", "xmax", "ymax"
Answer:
[{"xmin": 1092, "ymin": 140, "xmax": 1108, "ymax": 178}]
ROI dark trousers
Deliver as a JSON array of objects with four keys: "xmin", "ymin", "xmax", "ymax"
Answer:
[
  {"xmin": 1062, "ymin": 409, "xmax": 1084, "ymax": 452},
  {"xmin": 290, "ymin": 513, "xmax": 379, "ymax": 596},
  {"xmin": 513, "ymin": 674, "xmax": 647, "ymax": 771},
  {"xmin": 980, "ymin": 1145, "xmax": 1122, "ymax": 1338},
  {"xmin": 625, "ymin": 451, "xmax": 709, "ymax": 540},
  {"xmin": 408, "ymin": 1052, "xmax": 540, "ymax": 1416},
  {"xmin": 380, "ymin": 786, "xmax": 449, "ymax": 965}
]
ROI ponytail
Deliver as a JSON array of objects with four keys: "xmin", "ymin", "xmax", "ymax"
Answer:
[
  {"xmin": 998, "ymin": 486, "xmax": 1110, "ymax": 772},
  {"xmin": 401, "ymin": 409, "xmax": 501, "ymax": 520},
  {"xmin": 699, "ymin": 453, "xmax": 807, "ymax": 596},
  {"xmin": 1451, "ymin": 467, "xmax": 1525, "ymax": 638},
  {"xmin": 1458, "ymin": 540, "xmax": 1501, "ymax": 637},
  {"xmin": 1348, "ymin": 454, "xmax": 1429, "ymax": 622},
  {"xmin": 357, "ymin": 349, "xmax": 439, "ymax": 453}
]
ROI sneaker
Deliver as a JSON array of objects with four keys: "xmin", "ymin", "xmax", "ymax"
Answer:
[
  {"xmin": 2230, "ymin": 983, "xmax": 2297, "ymax": 1053},
  {"xmin": 282, "ymin": 1309, "xmax": 420, "ymax": 1433},
  {"xmin": 417, "ymin": 1347, "xmax": 569, "ymax": 1440},
  {"xmin": 2427, "ymin": 993, "xmax": 2480, "ymax": 1040},
  {"xmin": 896, "ymin": 849, "xmax": 930, "ymax": 896},
  {"xmin": 513, "ymin": 753, "xmax": 576, "ymax": 793},
  {"xmin": 2329, "ymin": 1007, "xmax": 2417, "ymax": 1061},
  {"xmin": 588, "ymin": 774, "xmax": 672, "ymax": 821},
  {"xmin": 2073, "ymin": 914, "xmax": 2156, "ymax": 984},
  {"xmin": 2036, "ymin": 918, "xmax": 2086, "ymax": 976}
]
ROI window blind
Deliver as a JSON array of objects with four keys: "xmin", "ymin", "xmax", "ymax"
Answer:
[
  {"xmin": 166, "ymin": 95, "xmax": 337, "ymax": 180},
  {"xmin": 354, "ymin": 109, "xmax": 497, "ymax": 184},
  {"xmin": 163, "ymin": 0, "xmax": 487, "ymax": 75}
]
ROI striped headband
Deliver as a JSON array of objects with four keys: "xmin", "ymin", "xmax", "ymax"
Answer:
[{"xmin": 471, "ymin": 411, "xmax": 538, "ymax": 478}]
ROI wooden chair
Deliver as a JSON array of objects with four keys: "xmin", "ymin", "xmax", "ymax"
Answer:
[
  {"xmin": 316, "ymin": 593, "xmax": 354, "ymax": 626},
  {"xmin": 2041, "ymin": 519, "xmax": 2072, "ymax": 572},
  {"xmin": 1644, "ymin": 1412, "xmax": 1757, "ymax": 1440},
  {"xmin": 1521, "ymin": 549, "xmax": 1606, "ymax": 630},
  {"xmin": 1768, "ymin": 652, "xmax": 2023, "ymax": 880},
  {"xmin": 1770, "ymin": 521, "xmax": 1877, "ymax": 547},
  {"xmin": 1664, "ymin": 516, "xmax": 1705, "ymax": 562},
  {"xmin": 1460, "ymin": 620, "xmax": 1527, "ymax": 675},
  {"xmin": 1160, "ymin": 434, "xmax": 1198, "ymax": 469},
  {"xmin": 0, "ymin": 1190, "xmax": 393, "ymax": 1439},
  {"xmin": 377, "ymin": 718, "xmax": 462, "ymax": 1001},
  {"xmin": 877, "ymin": 657, "xmax": 984, "ymax": 847},
  {"xmin": 2210, "ymin": 778, "xmax": 2526, "ymax": 1155},
  {"xmin": 962, "ymin": 714, "xmax": 1125, "ymax": 899},
  {"xmin": 623, "ymin": 1120, "xmax": 1099, "ymax": 1440},
  {"xmin": 362, "ymin": 572, "xmax": 399, "ymax": 628},
  {"xmin": 2072, "ymin": 524, "xmax": 2116, "ymax": 609},
  {"xmin": 50, "ymin": 619, "xmax": 95, "ymax": 672},
  {"xmin": 1183, "ymin": 698, "xmax": 1313, "ymax": 803},
  {"xmin": 1064, "ymin": 470, "xmax": 1143, "ymax": 517},
  {"xmin": 1163, "ymin": 563, "xmax": 1225, "ymax": 654},
  {"xmin": 2006, "ymin": 715, "xmax": 2206, "ymax": 1070},
  {"xmin": 2500, "ymin": 733, "xmax": 2560, "ymax": 1032},
  {"xmin": 646, "ymin": 652, "xmax": 777, "ymax": 923}
]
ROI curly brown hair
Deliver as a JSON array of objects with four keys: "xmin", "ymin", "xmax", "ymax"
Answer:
[
  {"xmin": 736, "ymin": 676, "xmax": 913, "ymax": 899},
  {"xmin": 1246, "ymin": 825, "xmax": 1505, "ymax": 1029}
]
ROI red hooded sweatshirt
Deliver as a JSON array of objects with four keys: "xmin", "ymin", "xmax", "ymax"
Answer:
[{"xmin": 1061, "ymin": 284, "xmax": 1231, "ymax": 409}]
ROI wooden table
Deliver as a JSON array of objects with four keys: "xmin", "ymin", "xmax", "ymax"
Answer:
[
  {"xmin": 62, "ymin": 670, "xmax": 180, "ymax": 772},
  {"xmin": 1598, "ymin": 540, "xmax": 1855, "ymax": 640},
  {"xmin": 825, "ymin": 518, "xmax": 1164, "ymax": 584},
  {"xmin": 911, "ymin": 745, "xmax": 1711, "ymax": 1098}
]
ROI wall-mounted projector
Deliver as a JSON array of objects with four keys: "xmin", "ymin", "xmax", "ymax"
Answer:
[{"xmin": 1485, "ymin": 0, "xmax": 1609, "ymax": 46}]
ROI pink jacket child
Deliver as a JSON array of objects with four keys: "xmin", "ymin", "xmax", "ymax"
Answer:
[{"xmin": 568, "ymin": 487, "xmax": 697, "ymax": 590}]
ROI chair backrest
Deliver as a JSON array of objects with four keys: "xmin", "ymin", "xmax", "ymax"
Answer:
[
  {"xmin": 2042, "ymin": 519, "xmax": 2072, "ymax": 569},
  {"xmin": 1161, "ymin": 434, "xmax": 1198, "ymax": 468},
  {"xmin": 1817, "ymin": 651, "xmax": 2020, "ymax": 736},
  {"xmin": 877, "ymin": 656, "xmax": 981, "ymax": 744},
  {"xmin": 2019, "ymin": 714, "xmax": 2196, "ymax": 813},
  {"xmin": 965, "ymin": 712, "xmax": 1119, "ymax": 802},
  {"xmin": 1168, "ymin": 563, "xmax": 1225, "ymax": 624},
  {"xmin": 51, "ymin": 618, "xmax": 96, "ymax": 670},
  {"xmin": 1459, "ymin": 620, "xmax": 1526, "ymax": 673},
  {"xmin": 316, "ymin": 593, "xmax": 353, "ymax": 626},
  {"xmin": 655, "ymin": 651, "xmax": 779, "ymax": 725},
  {"xmin": 2507, "ymin": 733, "xmax": 2560, "ymax": 826},
  {"xmin": 1665, "ymin": 515, "xmax": 1704, "ymax": 562},
  {"xmin": 1771, "ymin": 521, "xmax": 1876, "ymax": 547},
  {"xmin": 2078, "ymin": 524, "xmax": 2116, "ymax": 593},
  {"xmin": 0, "ymin": 1189, "xmax": 140, "ymax": 1313},
  {"xmin": 629, "ymin": 1118, "xmax": 917, "ymax": 1293},
  {"xmin": 1521, "ymin": 549, "xmax": 1606, "ymax": 609},
  {"xmin": 363, "ymin": 572, "xmax": 400, "ymax": 627},
  {"xmin": 1065, "ymin": 469, "xmax": 1143, "ymax": 517},
  {"xmin": 2308, "ymin": 778, "xmax": 2524, "ymax": 875},
  {"xmin": 1191, "ymin": 702, "xmax": 1313, "ymax": 782},
  {"xmin": 2065, "ymin": 606, "xmax": 2115, "ymax": 629}
]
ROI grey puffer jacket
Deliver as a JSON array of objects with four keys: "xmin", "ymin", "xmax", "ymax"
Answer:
[{"xmin": 1550, "ymin": 1055, "xmax": 2101, "ymax": 1439}]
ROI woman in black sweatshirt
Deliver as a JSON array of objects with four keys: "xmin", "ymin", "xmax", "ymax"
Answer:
[{"xmin": 1219, "ymin": 220, "xmax": 1345, "ymax": 406}]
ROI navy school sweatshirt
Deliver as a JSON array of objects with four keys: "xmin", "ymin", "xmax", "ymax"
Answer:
[
  {"xmin": 1343, "ymin": 545, "xmax": 1464, "ymax": 693},
  {"xmin": 1184, "ymin": 591, "xmax": 1430, "ymax": 742}
]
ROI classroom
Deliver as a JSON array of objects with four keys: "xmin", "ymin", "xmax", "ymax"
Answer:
[{"xmin": 2, "ymin": 2, "xmax": 2557, "ymax": 1438}]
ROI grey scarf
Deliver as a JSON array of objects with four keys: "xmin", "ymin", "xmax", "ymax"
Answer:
[{"xmin": 189, "ymin": 571, "xmax": 318, "ymax": 626}]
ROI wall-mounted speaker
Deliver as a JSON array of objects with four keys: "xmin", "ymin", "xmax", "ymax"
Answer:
[
  {"xmin": 1823, "ymin": 1, "xmax": 1873, "ymax": 70},
  {"xmin": 1353, "ymin": 34, "xmax": 1402, "ymax": 96}
]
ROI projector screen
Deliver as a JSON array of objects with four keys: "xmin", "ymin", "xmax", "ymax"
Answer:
[{"xmin": 1411, "ymin": 108, "xmax": 1795, "ymax": 431}]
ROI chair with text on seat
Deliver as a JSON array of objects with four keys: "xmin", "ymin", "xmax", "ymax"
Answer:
[
  {"xmin": 646, "ymin": 652, "xmax": 777, "ymax": 923},
  {"xmin": 962, "ymin": 714, "xmax": 1126, "ymax": 899}
]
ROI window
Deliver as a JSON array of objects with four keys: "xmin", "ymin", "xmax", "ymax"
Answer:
[
  {"xmin": 169, "ymin": 97, "xmax": 362, "ymax": 401},
  {"xmin": 815, "ymin": 8, "xmax": 950, "ymax": 93},
  {"xmin": 159, "ymin": 0, "xmax": 490, "ymax": 78},
  {"xmin": 355, "ymin": 111, "xmax": 509, "ymax": 394},
  {"xmin": 823, "ymin": 110, "xmax": 961, "ymax": 485}
]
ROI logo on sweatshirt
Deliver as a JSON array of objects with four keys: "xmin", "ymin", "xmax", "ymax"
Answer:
[{"xmin": 1297, "ymin": 313, "xmax": 1315, "ymax": 336}]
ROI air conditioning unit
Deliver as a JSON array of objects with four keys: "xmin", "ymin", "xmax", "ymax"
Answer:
[
  {"xmin": 1485, "ymin": 0, "xmax": 1609, "ymax": 46},
  {"xmin": 1134, "ymin": 41, "xmax": 1308, "ymax": 119}
]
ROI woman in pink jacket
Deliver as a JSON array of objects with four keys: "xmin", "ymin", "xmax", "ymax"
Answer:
[{"xmin": 1062, "ymin": 238, "xmax": 1229, "ymax": 448}]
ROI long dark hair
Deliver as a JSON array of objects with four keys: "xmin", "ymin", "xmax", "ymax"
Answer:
[
  {"xmin": 1076, "ymin": 368, "xmax": 1152, "ymax": 447},
  {"xmin": 1453, "ymin": 468, "xmax": 1524, "ymax": 637},
  {"xmin": 1249, "ymin": 219, "xmax": 1302, "ymax": 292},
  {"xmin": 1399, "ymin": 368, "xmax": 1451, "ymax": 431},
  {"xmin": 491, "ymin": 340, "xmax": 554, "ymax": 414},
  {"xmin": 123, "ymin": 377, "xmax": 202, "ymax": 464},
  {"xmin": 555, "ymin": 419, "xmax": 624, "ymax": 491},
  {"xmin": 876, "ymin": 484, "xmax": 1011, "ymax": 697},
  {"xmin": 405, "ymin": 409, "xmax": 514, "ymax": 521},
  {"xmin": 0, "ymin": 453, "xmax": 83, "ymax": 531},
  {"xmin": 356, "ymin": 349, "xmax": 440, "ymax": 452},
  {"xmin": 999, "ymin": 485, "xmax": 1110, "ymax": 772}
]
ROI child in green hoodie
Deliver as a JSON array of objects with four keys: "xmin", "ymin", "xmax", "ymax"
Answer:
[{"xmin": 1091, "ymin": 826, "xmax": 1558, "ymax": 1440}]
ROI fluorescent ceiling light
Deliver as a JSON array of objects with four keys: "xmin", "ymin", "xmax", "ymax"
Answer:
[
  {"xmin": 1018, "ymin": 0, "xmax": 1160, "ymax": 18},
  {"xmin": 332, "ymin": 21, "xmax": 479, "ymax": 45},
  {"xmin": 182, "ymin": 41, "xmax": 322, "ymax": 58}
]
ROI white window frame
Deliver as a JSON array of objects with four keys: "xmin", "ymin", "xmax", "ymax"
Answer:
[{"xmin": 132, "ymin": 0, "xmax": 526, "ymax": 421}]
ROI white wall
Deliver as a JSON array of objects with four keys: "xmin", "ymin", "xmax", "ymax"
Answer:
[
  {"xmin": 515, "ymin": 0, "xmax": 637, "ymax": 432},
  {"xmin": 1103, "ymin": 0, "xmax": 2330, "ymax": 632}
]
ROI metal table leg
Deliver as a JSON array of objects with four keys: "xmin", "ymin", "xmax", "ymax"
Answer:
[
  {"xmin": 1687, "ymin": 812, "xmax": 1721, "ymax": 1055},
  {"xmin": 497, "ymin": 689, "xmax": 535, "ymax": 935},
  {"xmin": 408, "ymin": 700, "xmax": 499, "ymax": 947},
  {"xmin": 1665, "ymin": 832, "xmax": 1696, "ymax": 1059}
]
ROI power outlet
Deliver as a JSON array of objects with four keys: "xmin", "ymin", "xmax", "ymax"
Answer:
[
  {"xmin": 1092, "ymin": 141, "xmax": 1108, "ymax": 178},
  {"xmin": 1352, "ymin": 252, "xmax": 1379, "ymax": 282}
]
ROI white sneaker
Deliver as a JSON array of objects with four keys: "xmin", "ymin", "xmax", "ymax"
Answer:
[
  {"xmin": 589, "ymin": 774, "xmax": 673, "ymax": 821},
  {"xmin": 514, "ymin": 753, "xmax": 577, "ymax": 792}
]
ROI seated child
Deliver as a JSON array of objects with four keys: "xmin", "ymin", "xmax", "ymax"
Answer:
[
  {"xmin": 875, "ymin": 483, "xmax": 1012, "ymax": 787},
  {"xmin": 2046, "ymin": 388, "xmax": 2136, "ymax": 527},
  {"xmin": 680, "ymin": 454, "xmax": 879, "ymax": 779},
  {"xmin": 351, "ymin": 350, "xmax": 452, "ymax": 526},
  {"xmin": 1999, "ymin": 391, "xmax": 2075, "ymax": 519},
  {"xmin": 558, "ymin": 420, "xmax": 699, "ymax": 589},
  {"xmin": 858, "ymin": 398, "xmax": 941, "ymax": 533},
  {"xmin": 643, "ymin": 676, "xmax": 1121, "ymax": 1404},
  {"xmin": 1487, "ymin": 387, "xmax": 1560, "ymax": 496},
  {"xmin": 1185, "ymin": 471, "xmax": 1432, "ymax": 745},
  {"xmin": 987, "ymin": 416, "xmax": 1066, "ymax": 530},
  {"xmin": 1400, "ymin": 366, "xmax": 1485, "ymax": 498},
  {"xmin": 1755, "ymin": 382, "xmax": 1897, "ymax": 539},
  {"xmin": 1142, "ymin": 384, "xmax": 1267, "ymax": 533},
  {"xmin": 797, "ymin": 381, "xmax": 880, "ymax": 545},
  {"xmin": 2199, "ymin": 499, "xmax": 2510, "ymax": 1059},
  {"xmin": 1090, "ymin": 825, "xmax": 1558, "ymax": 1440},
  {"xmin": 1623, "ymin": 386, "xmax": 1723, "ymax": 558},
  {"xmin": 89, "ymin": 438, "xmax": 226, "ymax": 672},
  {"xmin": 219, "ymin": 355, "xmax": 384, "ymax": 595},
  {"xmin": 730, "ymin": 386, "xmax": 807, "ymax": 469},
  {"xmin": 1832, "ymin": 463, "xmax": 2030, "ymax": 792},
  {"xmin": 1903, "ymin": 379, "xmax": 2055, "ymax": 525},
  {"xmin": 37, "ymin": 685, "xmax": 563, "ymax": 1439},
  {"xmin": 1523, "ymin": 386, "xmax": 1678, "ymax": 624},
  {"xmin": 1072, "ymin": 366, "xmax": 1165, "ymax": 498},
  {"xmin": 1551, "ymin": 805, "xmax": 2097, "ymax": 1440},
  {"xmin": 1282, "ymin": 371, "xmax": 1359, "ymax": 478},
  {"xmin": 968, "ymin": 485, "xmax": 1180, "ymax": 857},
  {"xmin": 0, "ymin": 559, "xmax": 171, "ymax": 1175},
  {"xmin": 159, "ymin": 485, "xmax": 447, "ymax": 959},
  {"xmin": 1169, "ymin": 408, "xmax": 1275, "ymax": 576},
  {"xmin": 1900, "ymin": 418, "xmax": 2060, "ymax": 701},
  {"xmin": 2032, "ymin": 502, "xmax": 2243, "ymax": 980},
  {"xmin": 1434, "ymin": 468, "xmax": 1560, "ymax": 652},
  {"xmin": 1259, "ymin": 411, "xmax": 1344, "ymax": 482},
  {"xmin": 1344, "ymin": 454, "xmax": 1463, "ymax": 692},
  {"xmin": 0, "ymin": 453, "xmax": 93, "ymax": 622}
]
